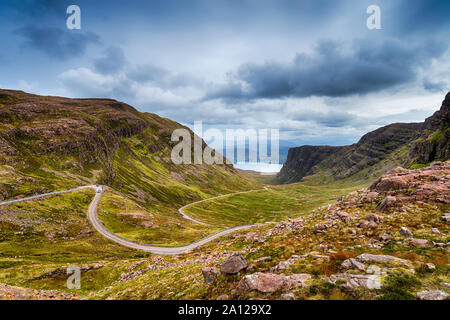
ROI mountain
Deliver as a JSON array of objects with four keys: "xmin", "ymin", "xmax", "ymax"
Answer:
[
  {"xmin": 278, "ymin": 91, "xmax": 449, "ymax": 185},
  {"xmin": 277, "ymin": 122, "xmax": 422, "ymax": 184},
  {"xmin": 0, "ymin": 89, "xmax": 256, "ymax": 207},
  {"xmin": 409, "ymin": 92, "xmax": 450, "ymax": 163}
]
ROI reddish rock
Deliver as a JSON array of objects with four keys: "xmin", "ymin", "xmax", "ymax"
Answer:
[
  {"xmin": 400, "ymin": 227, "xmax": 413, "ymax": 238},
  {"xmin": 365, "ymin": 213, "xmax": 383, "ymax": 224},
  {"xmin": 336, "ymin": 211, "xmax": 352, "ymax": 223},
  {"xmin": 341, "ymin": 258, "xmax": 366, "ymax": 271},
  {"xmin": 409, "ymin": 239, "xmax": 429, "ymax": 247},
  {"xmin": 376, "ymin": 196, "xmax": 397, "ymax": 211},
  {"xmin": 441, "ymin": 213, "xmax": 450, "ymax": 222},
  {"xmin": 221, "ymin": 253, "xmax": 248, "ymax": 274},
  {"xmin": 314, "ymin": 224, "xmax": 329, "ymax": 233},
  {"xmin": 202, "ymin": 267, "xmax": 220, "ymax": 284},
  {"xmin": 236, "ymin": 272, "xmax": 310, "ymax": 294}
]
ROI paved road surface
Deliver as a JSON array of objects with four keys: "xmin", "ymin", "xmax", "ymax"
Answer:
[{"xmin": 0, "ymin": 185, "xmax": 266, "ymax": 255}]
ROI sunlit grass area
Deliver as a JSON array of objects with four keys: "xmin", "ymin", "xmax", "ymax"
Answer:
[{"xmin": 183, "ymin": 182, "xmax": 364, "ymax": 226}]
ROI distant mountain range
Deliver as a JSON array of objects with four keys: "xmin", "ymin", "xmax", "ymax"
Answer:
[{"xmin": 277, "ymin": 92, "xmax": 450, "ymax": 184}]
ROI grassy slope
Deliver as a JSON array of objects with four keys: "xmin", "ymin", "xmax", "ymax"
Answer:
[{"xmin": 184, "ymin": 183, "xmax": 362, "ymax": 227}]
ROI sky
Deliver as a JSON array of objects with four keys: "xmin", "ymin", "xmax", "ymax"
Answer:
[{"xmin": 0, "ymin": 0, "xmax": 449, "ymax": 167}]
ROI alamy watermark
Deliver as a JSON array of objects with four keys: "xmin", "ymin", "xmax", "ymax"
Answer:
[
  {"xmin": 66, "ymin": 5, "xmax": 81, "ymax": 30},
  {"xmin": 367, "ymin": 5, "xmax": 381, "ymax": 30},
  {"xmin": 171, "ymin": 121, "xmax": 279, "ymax": 168},
  {"xmin": 67, "ymin": 265, "xmax": 81, "ymax": 289}
]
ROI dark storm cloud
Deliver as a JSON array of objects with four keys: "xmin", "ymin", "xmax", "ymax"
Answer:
[
  {"xmin": 15, "ymin": 25, "xmax": 99, "ymax": 60},
  {"xmin": 205, "ymin": 39, "xmax": 448, "ymax": 101},
  {"xmin": 94, "ymin": 46, "xmax": 127, "ymax": 74}
]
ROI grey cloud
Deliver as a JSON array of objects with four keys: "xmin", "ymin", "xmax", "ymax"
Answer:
[
  {"xmin": 126, "ymin": 64, "xmax": 204, "ymax": 89},
  {"xmin": 290, "ymin": 110, "xmax": 358, "ymax": 128},
  {"xmin": 127, "ymin": 65, "xmax": 169, "ymax": 83},
  {"xmin": 15, "ymin": 25, "xmax": 99, "ymax": 60},
  {"xmin": 94, "ymin": 46, "xmax": 127, "ymax": 74},
  {"xmin": 205, "ymin": 39, "xmax": 447, "ymax": 101},
  {"xmin": 423, "ymin": 78, "xmax": 447, "ymax": 93}
]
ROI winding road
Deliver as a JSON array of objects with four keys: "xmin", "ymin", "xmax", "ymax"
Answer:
[{"xmin": 0, "ymin": 185, "xmax": 266, "ymax": 255}]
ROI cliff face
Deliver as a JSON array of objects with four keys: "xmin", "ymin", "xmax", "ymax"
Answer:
[
  {"xmin": 0, "ymin": 89, "xmax": 255, "ymax": 203},
  {"xmin": 409, "ymin": 92, "xmax": 450, "ymax": 163},
  {"xmin": 277, "ymin": 145, "xmax": 342, "ymax": 184},
  {"xmin": 277, "ymin": 122, "xmax": 422, "ymax": 184}
]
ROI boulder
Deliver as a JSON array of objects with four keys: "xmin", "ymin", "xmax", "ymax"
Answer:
[
  {"xmin": 441, "ymin": 213, "xmax": 450, "ymax": 222},
  {"xmin": 236, "ymin": 272, "xmax": 311, "ymax": 294},
  {"xmin": 355, "ymin": 253, "xmax": 409, "ymax": 267},
  {"xmin": 417, "ymin": 290, "xmax": 449, "ymax": 300},
  {"xmin": 379, "ymin": 233, "xmax": 392, "ymax": 241},
  {"xmin": 400, "ymin": 227, "xmax": 413, "ymax": 238},
  {"xmin": 280, "ymin": 293, "xmax": 295, "ymax": 300},
  {"xmin": 365, "ymin": 213, "xmax": 383, "ymax": 224},
  {"xmin": 341, "ymin": 258, "xmax": 366, "ymax": 272},
  {"xmin": 364, "ymin": 192, "xmax": 379, "ymax": 202},
  {"xmin": 314, "ymin": 224, "xmax": 329, "ymax": 233},
  {"xmin": 425, "ymin": 263, "xmax": 436, "ymax": 270},
  {"xmin": 221, "ymin": 253, "xmax": 248, "ymax": 274},
  {"xmin": 326, "ymin": 273, "xmax": 382, "ymax": 290},
  {"xmin": 202, "ymin": 267, "xmax": 220, "ymax": 284},
  {"xmin": 409, "ymin": 239, "xmax": 429, "ymax": 247},
  {"xmin": 336, "ymin": 211, "xmax": 352, "ymax": 223},
  {"xmin": 376, "ymin": 196, "xmax": 397, "ymax": 211}
]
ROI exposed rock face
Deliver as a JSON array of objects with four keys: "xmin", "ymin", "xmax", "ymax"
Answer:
[
  {"xmin": 409, "ymin": 92, "xmax": 450, "ymax": 163},
  {"xmin": 354, "ymin": 253, "xmax": 409, "ymax": 267},
  {"xmin": 278, "ymin": 122, "xmax": 422, "ymax": 184},
  {"xmin": 369, "ymin": 162, "xmax": 450, "ymax": 205},
  {"xmin": 277, "ymin": 145, "xmax": 340, "ymax": 183},
  {"xmin": 221, "ymin": 253, "xmax": 249, "ymax": 274},
  {"xmin": 236, "ymin": 272, "xmax": 311, "ymax": 294},
  {"xmin": 341, "ymin": 258, "xmax": 366, "ymax": 272},
  {"xmin": 326, "ymin": 273, "xmax": 382, "ymax": 290}
]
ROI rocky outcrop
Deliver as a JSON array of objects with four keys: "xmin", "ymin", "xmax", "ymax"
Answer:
[
  {"xmin": 369, "ymin": 162, "xmax": 450, "ymax": 205},
  {"xmin": 409, "ymin": 92, "xmax": 450, "ymax": 163}
]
